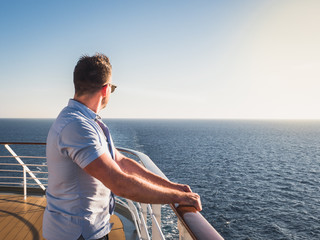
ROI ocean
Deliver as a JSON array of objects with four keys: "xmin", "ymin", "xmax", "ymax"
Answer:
[{"xmin": 0, "ymin": 119, "xmax": 319, "ymax": 240}]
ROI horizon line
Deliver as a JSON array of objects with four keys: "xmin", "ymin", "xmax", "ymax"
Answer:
[{"xmin": 1, "ymin": 117, "xmax": 320, "ymax": 121}]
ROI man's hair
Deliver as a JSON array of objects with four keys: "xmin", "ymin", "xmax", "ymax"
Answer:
[{"xmin": 73, "ymin": 53, "xmax": 112, "ymax": 96}]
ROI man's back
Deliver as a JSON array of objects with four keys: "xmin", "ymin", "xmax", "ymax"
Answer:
[{"xmin": 43, "ymin": 100, "xmax": 113, "ymax": 240}]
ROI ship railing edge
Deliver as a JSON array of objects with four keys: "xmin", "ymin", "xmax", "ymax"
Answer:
[
  {"xmin": 117, "ymin": 147, "xmax": 224, "ymax": 240},
  {"xmin": 0, "ymin": 142, "xmax": 224, "ymax": 240}
]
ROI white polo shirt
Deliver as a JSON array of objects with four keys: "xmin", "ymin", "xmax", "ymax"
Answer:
[{"xmin": 43, "ymin": 99, "xmax": 114, "ymax": 240}]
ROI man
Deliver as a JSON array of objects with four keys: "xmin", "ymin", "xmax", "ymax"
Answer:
[{"xmin": 43, "ymin": 53, "xmax": 201, "ymax": 240}]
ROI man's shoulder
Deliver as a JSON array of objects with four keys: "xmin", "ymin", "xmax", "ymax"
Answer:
[{"xmin": 52, "ymin": 107, "xmax": 95, "ymax": 135}]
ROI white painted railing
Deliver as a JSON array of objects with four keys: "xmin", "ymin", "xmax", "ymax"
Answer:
[{"xmin": 0, "ymin": 143, "xmax": 47, "ymax": 200}]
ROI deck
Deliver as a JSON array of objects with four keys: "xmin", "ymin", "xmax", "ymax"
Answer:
[{"xmin": 0, "ymin": 194, "xmax": 125, "ymax": 240}]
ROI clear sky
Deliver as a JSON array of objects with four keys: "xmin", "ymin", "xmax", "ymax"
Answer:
[{"xmin": 0, "ymin": 0, "xmax": 319, "ymax": 119}]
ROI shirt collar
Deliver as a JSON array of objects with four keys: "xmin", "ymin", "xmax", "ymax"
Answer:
[{"xmin": 68, "ymin": 99, "xmax": 98, "ymax": 120}]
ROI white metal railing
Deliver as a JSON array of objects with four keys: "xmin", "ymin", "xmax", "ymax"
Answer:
[
  {"xmin": 0, "ymin": 143, "xmax": 166, "ymax": 239},
  {"xmin": 4, "ymin": 144, "xmax": 46, "ymax": 190},
  {"xmin": 0, "ymin": 143, "xmax": 224, "ymax": 240},
  {"xmin": 0, "ymin": 143, "xmax": 47, "ymax": 200},
  {"xmin": 116, "ymin": 198, "xmax": 143, "ymax": 239}
]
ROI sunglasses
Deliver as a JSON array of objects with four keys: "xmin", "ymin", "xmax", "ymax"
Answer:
[{"xmin": 102, "ymin": 83, "xmax": 117, "ymax": 93}]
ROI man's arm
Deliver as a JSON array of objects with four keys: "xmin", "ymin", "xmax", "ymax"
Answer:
[
  {"xmin": 84, "ymin": 153, "xmax": 202, "ymax": 211},
  {"xmin": 114, "ymin": 149, "xmax": 192, "ymax": 193}
]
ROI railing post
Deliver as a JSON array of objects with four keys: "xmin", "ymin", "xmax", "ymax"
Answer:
[
  {"xmin": 152, "ymin": 204, "xmax": 162, "ymax": 240},
  {"xmin": 140, "ymin": 203, "xmax": 149, "ymax": 240},
  {"xmin": 23, "ymin": 165, "xmax": 27, "ymax": 200}
]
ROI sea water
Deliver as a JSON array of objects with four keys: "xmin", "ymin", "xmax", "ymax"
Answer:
[{"xmin": 0, "ymin": 119, "xmax": 319, "ymax": 240}]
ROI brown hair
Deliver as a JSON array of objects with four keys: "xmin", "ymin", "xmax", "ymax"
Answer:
[{"xmin": 73, "ymin": 53, "xmax": 112, "ymax": 96}]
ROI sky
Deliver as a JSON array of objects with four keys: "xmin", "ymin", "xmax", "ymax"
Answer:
[{"xmin": 0, "ymin": 0, "xmax": 319, "ymax": 119}]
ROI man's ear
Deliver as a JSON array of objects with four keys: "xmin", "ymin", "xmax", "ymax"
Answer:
[{"xmin": 101, "ymin": 85, "xmax": 108, "ymax": 97}]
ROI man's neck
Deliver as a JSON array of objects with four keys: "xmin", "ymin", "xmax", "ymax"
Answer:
[{"xmin": 74, "ymin": 94, "xmax": 102, "ymax": 113}]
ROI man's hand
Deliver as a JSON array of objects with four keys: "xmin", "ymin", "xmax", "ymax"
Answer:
[
  {"xmin": 175, "ymin": 183, "xmax": 192, "ymax": 193},
  {"xmin": 175, "ymin": 183, "xmax": 202, "ymax": 211},
  {"xmin": 180, "ymin": 192, "xmax": 202, "ymax": 211}
]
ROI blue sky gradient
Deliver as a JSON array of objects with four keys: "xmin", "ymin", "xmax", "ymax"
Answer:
[{"xmin": 1, "ymin": 1, "xmax": 319, "ymax": 119}]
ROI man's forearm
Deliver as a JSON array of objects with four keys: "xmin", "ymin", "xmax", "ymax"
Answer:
[
  {"xmin": 84, "ymin": 152, "xmax": 202, "ymax": 211},
  {"xmin": 112, "ymin": 171, "xmax": 200, "ymax": 211},
  {"xmin": 117, "ymin": 155, "xmax": 187, "ymax": 192}
]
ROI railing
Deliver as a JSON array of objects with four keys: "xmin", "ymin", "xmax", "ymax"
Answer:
[
  {"xmin": 118, "ymin": 147, "xmax": 224, "ymax": 240},
  {"xmin": 0, "ymin": 142, "xmax": 224, "ymax": 240},
  {"xmin": 0, "ymin": 142, "xmax": 47, "ymax": 199}
]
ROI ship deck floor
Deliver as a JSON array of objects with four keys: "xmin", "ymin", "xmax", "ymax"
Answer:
[{"xmin": 0, "ymin": 194, "xmax": 125, "ymax": 240}]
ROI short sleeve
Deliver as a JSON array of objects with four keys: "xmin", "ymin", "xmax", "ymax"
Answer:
[{"xmin": 59, "ymin": 119, "xmax": 106, "ymax": 168}]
